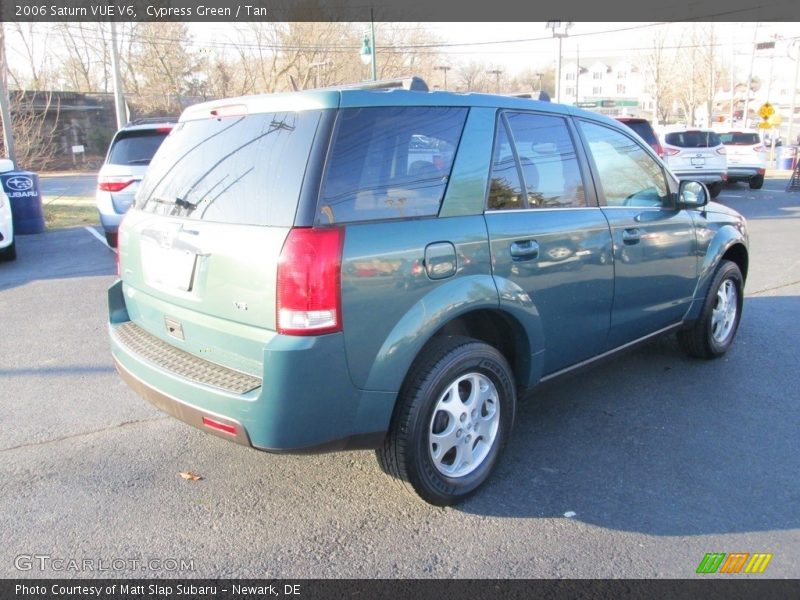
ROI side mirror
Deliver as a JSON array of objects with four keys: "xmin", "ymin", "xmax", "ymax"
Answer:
[{"xmin": 678, "ymin": 180, "xmax": 708, "ymax": 208}]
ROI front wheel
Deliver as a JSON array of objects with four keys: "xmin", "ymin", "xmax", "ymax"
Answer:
[
  {"xmin": 677, "ymin": 260, "xmax": 744, "ymax": 359},
  {"xmin": 376, "ymin": 336, "xmax": 516, "ymax": 506}
]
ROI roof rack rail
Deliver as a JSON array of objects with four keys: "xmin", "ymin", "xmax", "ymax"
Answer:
[
  {"xmin": 127, "ymin": 116, "xmax": 180, "ymax": 126},
  {"xmin": 316, "ymin": 77, "xmax": 430, "ymax": 93},
  {"xmin": 505, "ymin": 91, "xmax": 551, "ymax": 102}
]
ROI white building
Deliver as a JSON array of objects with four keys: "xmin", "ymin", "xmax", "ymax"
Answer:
[{"xmin": 559, "ymin": 57, "xmax": 655, "ymax": 119}]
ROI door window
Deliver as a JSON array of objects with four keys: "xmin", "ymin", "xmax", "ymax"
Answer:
[{"xmin": 580, "ymin": 121, "xmax": 670, "ymax": 208}]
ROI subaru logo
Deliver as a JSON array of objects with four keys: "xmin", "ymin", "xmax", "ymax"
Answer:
[{"xmin": 6, "ymin": 176, "xmax": 33, "ymax": 192}]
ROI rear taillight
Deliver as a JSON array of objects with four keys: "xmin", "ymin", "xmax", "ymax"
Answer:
[
  {"xmin": 277, "ymin": 227, "xmax": 344, "ymax": 336},
  {"xmin": 716, "ymin": 147, "xmax": 727, "ymax": 156},
  {"xmin": 663, "ymin": 147, "xmax": 680, "ymax": 156},
  {"xmin": 653, "ymin": 143, "xmax": 664, "ymax": 158},
  {"xmin": 98, "ymin": 176, "xmax": 134, "ymax": 192}
]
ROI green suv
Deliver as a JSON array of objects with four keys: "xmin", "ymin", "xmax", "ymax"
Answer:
[{"xmin": 108, "ymin": 78, "xmax": 749, "ymax": 505}]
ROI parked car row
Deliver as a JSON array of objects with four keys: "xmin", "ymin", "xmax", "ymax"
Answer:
[{"xmin": 615, "ymin": 118, "xmax": 767, "ymax": 196}]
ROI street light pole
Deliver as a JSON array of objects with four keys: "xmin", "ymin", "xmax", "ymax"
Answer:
[
  {"xmin": 487, "ymin": 69, "xmax": 503, "ymax": 93},
  {"xmin": 547, "ymin": 21, "xmax": 573, "ymax": 104},
  {"xmin": 360, "ymin": 10, "xmax": 378, "ymax": 82}
]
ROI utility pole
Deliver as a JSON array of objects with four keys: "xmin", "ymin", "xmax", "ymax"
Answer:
[
  {"xmin": 110, "ymin": 21, "xmax": 126, "ymax": 129},
  {"xmin": 743, "ymin": 23, "xmax": 759, "ymax": 129},
  {"xmin": 789, "ymin": 40, "xmax": 800, "ymax": 145},
  {"xmin": 0, "ymin": 22, "xmax": 17, "ymax": 167}
]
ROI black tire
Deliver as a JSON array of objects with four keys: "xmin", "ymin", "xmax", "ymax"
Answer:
[
  {"xmin": 105, "ymin": 231, "xmax": 118, "ymax": 248},
  {"xmin": 677, "ymin": 260, "xmax": 744, "ymax": 359},
  {"xmin": 376, "ymin": 336, "xmax": 516, "ymax": 506},
  {"xmin": 0, "ymin": 239, "xmax": 15, "ymax": 261},
  {"xmin": 707, "ymin": 182, "xmax": 723, "ymax": 198},
  {"xmin": 749, "ymin": 175, "xmax": 764, "ymax": 190}
]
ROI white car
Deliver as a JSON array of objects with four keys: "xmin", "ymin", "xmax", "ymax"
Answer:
[
  {"xmin": 719, "ymin": 130, "xmax": 766, "ymax": 190},
  {"xmin": 662, "ymin": 129, "xmax": 727, "ymax": 198},
  {"xmin": 0, "ymin": 188, "xmax": 15, "ymax": 261},
  {"xmin": 96, "ymin": 119, "xmax": 175, "ymax": 247},
  {"xmin": 0, "ymin": 159, "xmax": 16, "ymax": 261}
]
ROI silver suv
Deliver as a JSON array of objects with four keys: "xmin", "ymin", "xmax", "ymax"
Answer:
[
  {"xmin": 662, "ymin": 129, "xmax": 727, "ymax": 198},
  {"xmin": 96, "ymin": 119, "xmax": 175, "ymax": 247},
  {"xmin": 719, "ymin": 130, "xmax": 766, "ymax": 190}
]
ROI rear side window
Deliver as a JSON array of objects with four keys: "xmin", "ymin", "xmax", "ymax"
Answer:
[
  {"xmin": 136, "ymin": 111, "xmax": 323, "ymax": 227},
  {"xmin": 719, "ymin": 132, "xmax": 761, "ymax": 145},
  {"xmin": 665, "ymin": 130, "xmax": 722, "ymax": 148},
  {"xmin": 108, "ymin": 130, "xmax": 169, "ymax": 166},
  {"xmin": 316, "ymin": 107, "xmax": 468, "ymax": 224}
]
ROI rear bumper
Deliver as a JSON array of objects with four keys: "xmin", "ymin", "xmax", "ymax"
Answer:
[
  {"xmin": 726, "ymin": 167, "xmax": 765, "ymax": 180},
  {"xmin": 671, "ymin": 171, "xmax": 726, "ymax": 184},
  {"xmin": 108, "ymin": 280, "xmax": 394, "ymax": 453}
]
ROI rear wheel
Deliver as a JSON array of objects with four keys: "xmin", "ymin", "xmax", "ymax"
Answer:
[
  {"xmin": 376, "ymin": 336, "xmax": 516, "ymax": 506},
  {"xmin": 749, "ymin": 175, "xmax": 764, "ymax": 190},
  {"xmin": 707, "ymin": 182, "xmax": 723, "ymax": 198},
  {"xmin": 105, "ymin": 231, "xmax": 118, "ymax": 248},
  {"xmin": 677, "ymin": 260, "xmax": 743, "ymax": 359}
]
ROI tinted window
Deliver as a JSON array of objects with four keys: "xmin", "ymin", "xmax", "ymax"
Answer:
[
  {"xmin": 619, "ymin": 120, "xmax": 658, "ymax": 146},
  {"xmin": 108, "ymin": 130, "xmax": 169, "ymax": 166},
  {"xmin": 719, "ymin": 132, "xmax": 761, "ymax": 145},
  {"xmin": 580, "ymin": 121, "xmax": 669, "ymax": 208},
  {"xmin": 664, "ymin": 130, "xmax": 722, "ymax": 148},
  {"xmin": 506, "ymin": 112, "xmax": 586, "ymax": 208},
  {"xmin": 487, "ymin": 119, "xmax": 524, "ymax": 210},
  {"xmin": 136, "ymin": 111, "xmax": 322, "ymax": 227},
  {"xmin": 317, "ymin": 107, "xmax": 467, "ymax": 224}
]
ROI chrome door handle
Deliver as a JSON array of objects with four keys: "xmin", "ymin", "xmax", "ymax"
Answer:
[
  {"xmin": 622, "ymin": 229, "xmax": 641, "ymax": 245},
  {"xmin": 509, "ymin": 240, "xmax": 539, "ymax": 260}
]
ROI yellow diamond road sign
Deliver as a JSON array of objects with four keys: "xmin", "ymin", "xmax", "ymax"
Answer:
[{"xmin": 759, "ymin": 102, "xmax": 775, "ymax": 119}]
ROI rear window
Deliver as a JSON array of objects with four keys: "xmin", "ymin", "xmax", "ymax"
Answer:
[
  {"xmin": 316, "ymin": 106, "xmax": 468, "ymax": 224},
  {"xmin": 108, "ymin": 130, "xmax": 170, "ymax": 166},
  {"xmin": 664, "ymin": 130, "xmax": 722, "ymax": 148},
  {"xmin": 136, "ymin": 111, "xmax": 323, "ymax": 227},
  {"xmin": 618, "ymin": 120, "xmax": 658, "ymax": 146},
  {"xmin": 719, "ymin": 132, "xmax": 761, "ymax": 145}
]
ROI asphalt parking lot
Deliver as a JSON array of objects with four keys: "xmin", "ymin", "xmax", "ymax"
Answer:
[{"xmin": 1, "ymin": 177, "xmax": 798, "ymax": 579}]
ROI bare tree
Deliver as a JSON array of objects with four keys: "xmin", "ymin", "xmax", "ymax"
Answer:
[
  {"xmin": 643, "ymin": 25, "xmax": 676, "ymax": 125},
  {"xmin": 456, "ymin": 61, "xmax": 489, "ymax": 92},
  {"xmin": 0, "ymin": 91, "xmax": 61, "ymax": 170},
  {"xmin": 6, "ymin": 23, "xmax": 56, "ymax": 90},
  {"xmin": 127, "ymin": 23, "xmax": 198, "ymax": 114}
]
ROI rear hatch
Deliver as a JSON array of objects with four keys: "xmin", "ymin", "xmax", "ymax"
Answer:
[
  {"xmin": 118, "ymin": 105, "xmax": 330, "ymax": 374},
  {"xmin": 99, "ymin": 128, "xmax": 171, "ymax": 213},
  {"xmin": 663, "ymin": 130, "xmax": 726, "ymax": 173},
  {"xmin": 719, "ymin": 131, "xmax": 766, "ymax": 168}
]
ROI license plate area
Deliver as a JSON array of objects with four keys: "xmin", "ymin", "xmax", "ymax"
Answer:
[
  {"xmin": 691, "ymin": 157, "xmax": 705, "ymax": 167},
  {"xmin": 141, "ymin": 240, "xmax": 198, "ymax": 292}
]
